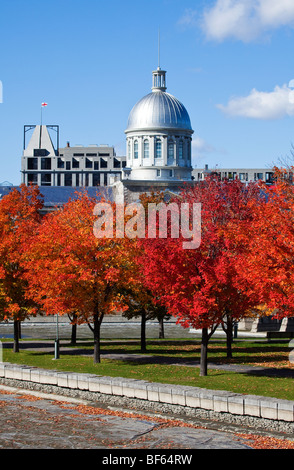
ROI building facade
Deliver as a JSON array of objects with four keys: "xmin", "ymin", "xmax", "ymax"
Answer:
[
  {"xmin": 192, "ymin": 165, "xmax": 274, "ymax": 184},
  {"xmin": 21, "ymin": 125, "xmax": 126, "ymax": 187}
]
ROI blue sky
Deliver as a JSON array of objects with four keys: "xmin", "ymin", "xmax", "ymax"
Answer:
[{"xmin": 1, "ymin": 0, "xmax": 294, "ymax": 184}]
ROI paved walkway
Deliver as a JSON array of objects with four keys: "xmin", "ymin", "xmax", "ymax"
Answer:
[{"xmin": 0, "ymin": 385, "xmax": 252, "ymax": 449}]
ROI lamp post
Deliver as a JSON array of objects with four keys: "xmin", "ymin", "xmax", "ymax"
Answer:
[{"xmin": 54, "ymin": 313, "xmax": 60, "ymax": 359}]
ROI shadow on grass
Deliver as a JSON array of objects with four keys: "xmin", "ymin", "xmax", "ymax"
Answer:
[{"xmin": 3, "ymin": 339, "xmax": 294, "ymax": 380}]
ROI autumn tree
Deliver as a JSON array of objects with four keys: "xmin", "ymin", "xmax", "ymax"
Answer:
[
  {"xmin": 232, "ymin": 168, "xmax": 294, "ymax": 321},
  {"xmin": 25, "ymin": 191, "xmax": 137, "ymax": 363},
  {"xmin": 122, "ymin": 286, "xmax": 169, "ymax": 352},
  {"xmin": 0, "ymin": 184, "xmax": 43, "ymax": 352},
  {"xmin": 138, "ymin": 177, "xmax": 262, "ymax": 375}
]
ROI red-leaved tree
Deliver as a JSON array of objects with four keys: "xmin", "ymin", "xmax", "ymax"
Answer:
[
  {"xmin": 231, "ymin": 168, "xmax": 294, "ymax": 320},
  {"xmin": 138, "ymin": 177, "xmax": 262, "ymax": 375}
]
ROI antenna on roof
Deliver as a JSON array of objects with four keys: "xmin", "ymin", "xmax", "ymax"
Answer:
[{"xmin": 158, "ymin": 28, "xmax": 160, "ymax": 69}]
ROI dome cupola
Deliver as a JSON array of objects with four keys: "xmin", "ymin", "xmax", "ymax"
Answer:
[
  {"xmin": 126, "ymin": 68, "xmax": 192, "ymax": 133},
  {"xmin": 124, "ymin": 67, "xmax": 194, "ymax": 182}
]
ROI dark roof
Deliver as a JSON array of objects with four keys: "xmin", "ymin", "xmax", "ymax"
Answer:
[{"xmin": 0, "ymin": 185, "xmax": 114, "ymax": 208}]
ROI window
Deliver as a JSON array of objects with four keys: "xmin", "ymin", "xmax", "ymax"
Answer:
[
  {"xmin": 66, "ymin": 161, "xmax": 71, "ymax": 170},
  {"xmin": 144, "ymin": 140, "xmax": 149, "ymax": 158},
  {"xmin": 72, "ymin": 158, "xmax": 79, "ymax": 169},
  {"xmin": 41, "ymin": 158, "xmax": 51, "ymax": 170},
  {"xmin": 34, "ymin": 149, "xmax": 48, "ymax": 157},
  {"xmin": 85, "ymin": 158, "xmax": 93, "ymax": 168},
  {"xmin": 27, "ymin": 174, "xmax": 38, "ymax": 185},
  {"xmin": 113, "ymin": 157, "xmax": 121, "ymax": 168},
  {"xmin": 134, "ymin": 140, "xmax": 138, "ymax": 159},
  {"xmin": 41, "ymin": 173, "xmax": 51, "ymax": 186},
  {"xmin": 64, "ymin": 174, "xmax": 72, "ymax": 186},
  {"xmin": 169, "ymin": 170, "xmax": 174, "ymax": 178},
  {"xmin": 57, "ymin": 158, "xmax": 64, "ymax": 169},
  {"xmin": 94, "ymin": 161, "xmax": 99, "ymax": 170},
  {"xmin": 156, "ymin": 169, "xmax": 161, "ymax": 177},
  {"xmin": 168, "ymin": 141, "xmax": 174, "ymax": 160},
  {"xmin": 27, "ymin": 158, "xmax": 38, "ymax": 170},
  {"xmin": 128, "ymin": 142, "xmax": 131, "ymax": 159},
  {"xmin": 93, "ymin": 173, "xmax": 100, "ymax": 186},
  {"xmin": 100, "ymin": 158, "xmax": 107, "ymax": 168},
  {"xmin": 73, "ymin": 153, "xmax": 84, "ymax": 157},
  {"xmin": 179, "ymin": 141, "xmax": 183, "ymax": 159},
  {"xmin": 155, "ymin": 139, "xmax": 162, "ymax": 158}
]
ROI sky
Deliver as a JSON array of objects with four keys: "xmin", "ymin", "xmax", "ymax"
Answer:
[{"xmin": 1, "ymin": 0, "xmax": 294, "ymax": 185}]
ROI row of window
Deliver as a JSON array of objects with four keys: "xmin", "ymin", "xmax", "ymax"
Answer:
[
  {"xmin": 195, "ymin": 172, "xmax": 274, "ymax": 182},
  {"xmin": 27, "ymin": 157, "xmax": 125, "ymax": 171},
  {"xmin": 27, "ymin": 172, "xmax": 109, "ymax": 187},
  {"xmin": 128, "ymin": 139, "xmax": 187, "ymax": 160},
  {"xmin": 60, "ymin": 152, "xmax": 111, "ymax": 157}
]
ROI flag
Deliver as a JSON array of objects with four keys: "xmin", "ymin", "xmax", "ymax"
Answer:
[{"xmin": 41, "ymin": 102, "xmax": 48, "ymax": 107}]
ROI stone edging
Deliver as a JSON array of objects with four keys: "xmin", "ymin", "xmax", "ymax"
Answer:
[{"xmin": 0, "ymin": 362, "xmax": 293, "ymax": 432}]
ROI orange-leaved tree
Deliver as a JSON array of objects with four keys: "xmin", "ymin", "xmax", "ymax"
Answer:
[
  {"xmin": 0, "ymin": 184, "xmax": 44, "ymax": 352},
  {"xmin": 25, "ymin": 191, "xmax": 138, "ymax": 363}
]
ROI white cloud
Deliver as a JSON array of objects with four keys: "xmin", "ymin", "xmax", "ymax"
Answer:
[
  {"xmin": 258, "ymin": 0, "xmax": 294, "ymax": 27},
  {"xmin": 217, "ymin": 84, "xmax": 294, "ymax": 119},
  {"xmin": 201, "ymin": 0, "xmax": 294, "ymax": 42},
  {"xmin": 192, "ymin": 137, "xmax": 219, "ymax": 166},
  {"xmin": 178, "ymin": 8, "xmax": 198, "ymax": 28},
  {"xmin": 192, "ymin": 136, "xmax": 215, "ymax": 157}
]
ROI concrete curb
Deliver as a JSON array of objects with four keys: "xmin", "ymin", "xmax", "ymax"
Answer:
[{"xmin": 0, "ymin": 362, "xmax": 293, "ymax": 424}]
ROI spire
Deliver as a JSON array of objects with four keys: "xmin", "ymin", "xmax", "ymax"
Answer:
[
  {"xmin": 152, "ymin": 28, "xmax": 167, "ymax": 92},
  {"xmin": 158, "ymin": 28, "xmax": 160, "ymax": 69}
]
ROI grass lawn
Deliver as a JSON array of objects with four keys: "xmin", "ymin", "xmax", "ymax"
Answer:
[{"xmin": 2, "ymin": 337, "xmax": 294, "ymax": 401}]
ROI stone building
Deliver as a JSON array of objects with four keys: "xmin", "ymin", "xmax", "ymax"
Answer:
[
  {"xmin": 21, "ymin": 124, "xmax": 126, "ymax": 188},
  {"xmin": 124, "ymin": 66, "xmax": 193, "ymax": 182},
  {"xmin": 120, "ymin": 66, "xmax": 195, "ymax": 202},
  {"xmin": 192, "ymin": 165, "xmax": 274, "ymax": 185}
]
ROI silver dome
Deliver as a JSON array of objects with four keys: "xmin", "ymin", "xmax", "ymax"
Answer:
[{"xmin": 126, "ymin": 90, "xmax": 192, "ymax": 132}]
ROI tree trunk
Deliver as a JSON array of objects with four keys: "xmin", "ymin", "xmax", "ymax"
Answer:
[
  {"xmin": 200, "ymin": 327, "xmax": 208, "ymax": 376},
  {"xmin": 93, "ymin": 314, "xmax": 102, "ymax": 363},
  {"xmin": 71, "ymin": 322, "xmax": 77, "ymax": 345},
  {"xmin": 141, "ymin": 311, "xmax": 146, "ymax": 352},
  {"xmin": 13, "ymin": 320, "xmax": 20, "ymax": 353},
  {"xmin": 226, "ymin": 316, "xmax": 233, "ymax": 359},
  {"xmin": 158, "ymin": 317, "xmax": 164, "ymax": 339}
]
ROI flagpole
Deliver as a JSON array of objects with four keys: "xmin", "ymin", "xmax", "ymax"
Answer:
[{"xmin": 41, "ymin": 102, "xmax": 48, "ymax": 126}]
